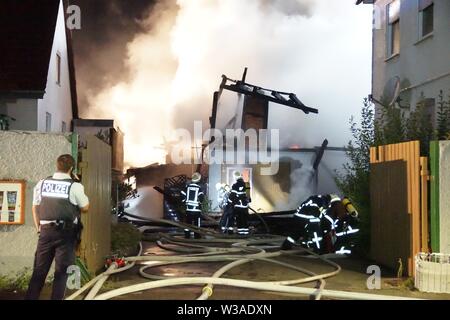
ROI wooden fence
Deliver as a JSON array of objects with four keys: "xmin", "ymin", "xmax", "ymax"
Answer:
[
  {"xmin": 77, "ymin": 136, "xmax": 112, "ymax": 274},
  {"xmin": 370, "ymin": 141, "xmax": 429, "ymax": 276}
]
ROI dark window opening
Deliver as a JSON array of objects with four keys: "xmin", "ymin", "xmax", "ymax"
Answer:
[
  {"xmin": 420, "ymin": 3, "xmax": 434, "ymax": 37},
  {"xmin": 387, "ymin": 0, "xmax": 400, "ymax": 57},
  {"xmin": 242, "ymin": 96, "xmax": 269, "ymax": 131},
  {"xmin": 56, "ymin": 53, "xmax": 61, "ymax": 85},
  {"xmin": 45, "ymin": 112, "xmax": 52, "ymax": 132}
]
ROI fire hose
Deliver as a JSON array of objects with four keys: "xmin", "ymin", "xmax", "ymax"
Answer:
[{"xmin": 66, "ymin": 218, "xmax": 423, "ymax": 301}]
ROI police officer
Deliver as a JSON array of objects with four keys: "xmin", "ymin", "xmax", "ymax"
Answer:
[
  {"xmin": 181, "ymin": 173, "xmax": 204, "ymax": 239},
  {"xmin": 228, "ymin": 171, "xmax": 251, "ymax": 236},
  {"xmin": 25, "ymin": 154, "xmax": 89, "ymax": 300}
]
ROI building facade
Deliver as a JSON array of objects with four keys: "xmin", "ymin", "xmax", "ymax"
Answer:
[
  {"xmin": 365, "ymin": 0, "xmax": 450, "ymax": 121},
  {"xmin": 0, "ymin": 0, "xmax": 78, "ymax": 132}
]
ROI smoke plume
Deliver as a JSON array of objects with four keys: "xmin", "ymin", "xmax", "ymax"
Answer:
[{"xmin": 75, "ymin": 0, "xmax": 373, "ymax": 168}]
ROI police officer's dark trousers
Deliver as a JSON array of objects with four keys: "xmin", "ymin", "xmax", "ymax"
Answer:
[{"xmin": 25, "ymin": 224, "xmax": 76, "ymax": 300}]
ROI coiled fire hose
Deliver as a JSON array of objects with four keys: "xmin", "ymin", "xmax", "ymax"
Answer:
[{"xmin": 66, "ymin": 218, "xmax": 422, "ymax": 301}]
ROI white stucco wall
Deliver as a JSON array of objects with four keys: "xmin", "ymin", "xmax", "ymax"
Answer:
[
  {"xmin": 37, "ymin": 0, "xmax": 73, "ymax": 133},
  {"xmin": 439, "ymin": 141, "xmax": 450, "ymax": 254},
  {"xmin": 0, "ymin": 99, "xmax": 38, "ymax": 131},
  {"xmin": 372, "ymin": 0, "xmax": 450, "ymax": 117},
  {"xmin": 0, "ymin": 131, "xmax": 73, "ymax": 275}
]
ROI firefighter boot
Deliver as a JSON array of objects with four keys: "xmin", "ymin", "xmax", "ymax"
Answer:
[{"xmin": 281, "ymin": 239, "xmax": 293, "ymax": 250}]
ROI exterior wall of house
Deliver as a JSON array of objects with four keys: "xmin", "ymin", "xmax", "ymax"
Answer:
[
  {"xmin": 0, "ymin": 99, "xmax": 38, "ymax": 131},
  {"xmin": 0, "ymin": 131, "xmax": 74, "ymax": 276},
  {"xmin": 372, "ymin": 0, "xmax": 450, "ymax": 118},
  {"xmin": 0, "ymin": 1, "xmax": 73, "ymax": 133},
  {"xmin": 37, "ymin": 0, "xmax": 73, "ymax": 133}
]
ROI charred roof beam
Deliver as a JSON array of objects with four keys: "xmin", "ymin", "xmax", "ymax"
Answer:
[{"xmin": 221, "ymin": 81, "xmax": 318, "ymax": 115}]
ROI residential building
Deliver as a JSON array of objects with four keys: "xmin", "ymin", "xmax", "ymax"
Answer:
[
  {"xmin": 0, "ymin": 0, "xmax": 78, "ymax": 132},
  {"xmin": 359, "ymin": 0, "xmax": 450, "ymax": 121}
]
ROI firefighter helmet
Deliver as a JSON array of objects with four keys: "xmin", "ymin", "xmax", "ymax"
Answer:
[
  {"xmin": 329, "ymin": 194, "xmax": 341, "ymax": 204},
  {"xmin": 233, "ymin": 170, "xmax": 243, "ymax": 181},
  {"xmin": 191, "ymin": 172, "xmax": 202, "ymax": 183}
]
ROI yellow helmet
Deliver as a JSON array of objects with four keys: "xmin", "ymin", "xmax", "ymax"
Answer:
[{"xmin": 342, "ymin": 197, "xmax": 358, "ymax": 218}]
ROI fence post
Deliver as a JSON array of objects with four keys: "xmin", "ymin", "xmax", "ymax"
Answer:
[
  {"xmin": 420, "ymin": 157, "xmax": 429, "ymax": 253},
  {"xmin": 429, "ymin": 142, "xmax": 440, "ymax": 252}
]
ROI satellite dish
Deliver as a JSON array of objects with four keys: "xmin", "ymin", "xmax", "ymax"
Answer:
[{"xmin": 384, "ymin": 76, "xmax": 401, "ymax": 107}]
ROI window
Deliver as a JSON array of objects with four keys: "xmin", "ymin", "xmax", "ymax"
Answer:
[
  {"xmin": 45, "ymin": 112, "xmax": 52, "ymax": 132},
  {"xmin": 56, "ymin": 53, "xmax": 61, "ymax": 85},
  {"xmin": 387, "ymin": 0, "xmax": 400, "ymax": 57},
  {"xmin": 419, "ymin": 0, "xmax": 434, "ymax": 37},
  {"xmin": 61, "ymin": 121, "xmax": 67, "ymax": 133}
]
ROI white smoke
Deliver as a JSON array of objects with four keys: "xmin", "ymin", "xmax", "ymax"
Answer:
[{"xmin": 85, "ymin": 0, "xmax": 372, "ymax": 168}]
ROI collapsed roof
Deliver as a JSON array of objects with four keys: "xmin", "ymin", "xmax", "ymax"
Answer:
[{"xmin": 219, "ymin": 75, "xmax": 318, "ymax": 115}]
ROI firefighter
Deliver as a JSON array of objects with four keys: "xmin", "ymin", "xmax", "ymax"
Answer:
[
  {"xmin": 228, "ymin": 171, "xmax": 251, "ymax": 236},
  {"xmin": 26, "ymin": 154, "xmax": 89, "ymax": 300},
  {"xmin": 181, "ymin": 173, "xmax": 205, "ymax": 239},
  {"xmin": 217, "ymin": 183, "xmax": 234, "ymax": 234},
  {"xmin": 281, "ymin": 194, "xmax": 338, "ymax": 252},
  {"xmin": 330, "ymin": 197, "xmax": 359, "ymax": 254}
]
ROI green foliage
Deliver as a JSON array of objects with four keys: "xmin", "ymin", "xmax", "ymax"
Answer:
[
  {"xmin": 401, "ymin": 277, "xmax": 416, "ymax": 291},
  {"xmin": 118, "ymin": 182, "xmax": 138, "ymax": 202},
  {"xmin": 436, "ymin": 90, "xmax": 450, "ymax": 140},
  {"xmin": 375, "ymin": 105, "xmax": 406, "ymax": 146},
  {"xmin": 337, "ymin": 90, "xmax": 450, "ymax": 257},
  {"xmin": 111, "ymin": 223, "xmax": 141, "ymax": 257},
  {"xmin": 0, "ymin": 268, "xmax": 32, "ymax": 292},
  {"xmin": 336, "ymin": 98, "xmax": 374, "ymax": 256},
  {"xmin": 405, "ymin": 93, "xmax": 435, "ymax": 156}
]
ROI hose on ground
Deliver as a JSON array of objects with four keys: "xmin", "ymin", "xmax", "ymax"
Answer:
[{"xmin": 67, "ymin": 219, "xmax": 423, "ymax": 301}]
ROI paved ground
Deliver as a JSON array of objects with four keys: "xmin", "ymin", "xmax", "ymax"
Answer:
[{"xmin": 2, "ymin": 241, "xmax": 449, "ymax": 300}]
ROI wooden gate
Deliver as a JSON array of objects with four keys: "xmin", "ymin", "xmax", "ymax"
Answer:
[
  {"xmin": 78, "ymin": 136, "xmax": 112, "ymax": 274},
  {"xmin": 370, "ymin": 141, "xmax": 429, "ymax": 276}
]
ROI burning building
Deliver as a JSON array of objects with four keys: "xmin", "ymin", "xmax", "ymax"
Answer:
[{"xmin": 207, "ymin": 71, "xmax": 349, "ymax": 213}]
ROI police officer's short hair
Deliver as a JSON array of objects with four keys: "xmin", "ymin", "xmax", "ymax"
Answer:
[{"xmin": 57, "ymin": 154, "xmax": 75, "ymax": 172}]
